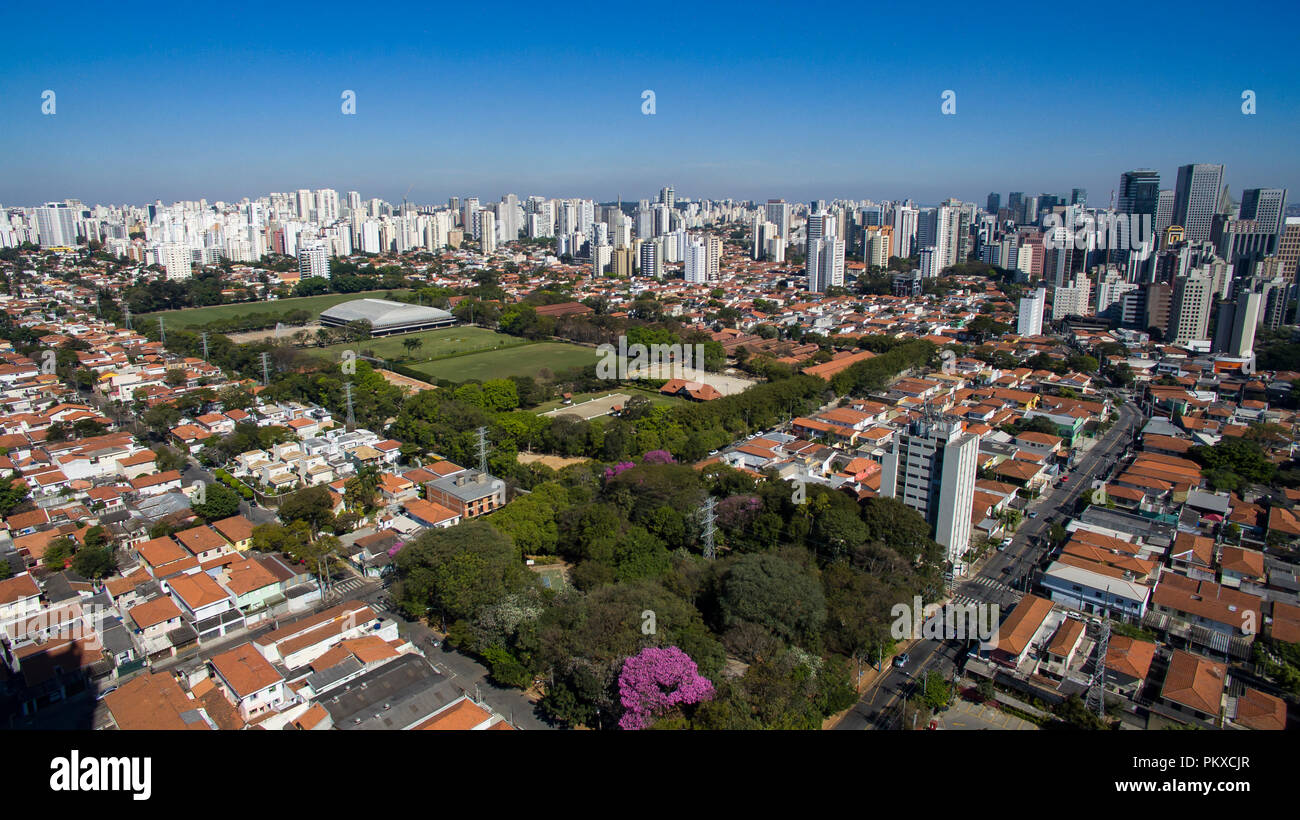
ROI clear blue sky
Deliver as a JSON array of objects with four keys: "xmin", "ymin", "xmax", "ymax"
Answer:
[{"xmin": 2, "ymin": 0, "xmax": 1297, "ymax": 209}]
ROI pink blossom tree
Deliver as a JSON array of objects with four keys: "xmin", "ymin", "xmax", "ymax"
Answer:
[{"xmin": 617, "ymin": 646, "xmax": 714, "ymax": 730}]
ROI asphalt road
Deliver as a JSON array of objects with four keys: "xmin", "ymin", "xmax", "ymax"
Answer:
[{"xmin": 834, "ymin": 395, "xmax": 1145, "ymax": 730}]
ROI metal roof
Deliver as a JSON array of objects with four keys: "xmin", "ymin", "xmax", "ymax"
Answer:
[{"xmin": 318, "ymin": 298, "xmax": 453, "ymax": 330}]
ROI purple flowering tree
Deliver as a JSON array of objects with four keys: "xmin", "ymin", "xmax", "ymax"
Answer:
[
  {"xmin": 603, "ymin": 461, "xmax": 635, "ymax": 479},
  {"xmin": 617, "ymin": 646, "xmax": 714, "ymax": 730},
  {"xmin": 641, "ymin": 450, "xmax": 676, "ymax": 465},
  {"xmin": 716, "ymin": 494, "xmax": 762, "ymax": 529}
]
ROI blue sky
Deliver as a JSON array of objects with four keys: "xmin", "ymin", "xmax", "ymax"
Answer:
[{"xmin": 2, "ymin": 0, "xmax": 1297, "ymax": 208}]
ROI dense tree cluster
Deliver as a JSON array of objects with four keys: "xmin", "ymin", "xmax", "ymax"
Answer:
[{"xmin": 392, "ymin": 456, "xmax": 944, "ymax": 729}]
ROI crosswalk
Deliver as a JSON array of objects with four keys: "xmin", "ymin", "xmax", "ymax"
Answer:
[
  {"xmin": 326, "ymin": 577, "xmax": 367, "ymax": 598},
  {"xmin": 951, "ymin": 575, "xmax": 1023, "ymax": 608}
]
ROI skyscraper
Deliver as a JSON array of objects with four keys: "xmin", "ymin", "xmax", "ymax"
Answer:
[
  {"xmin": 1017, "ymin": 288, "xmax": 1046, "ymax": 336},
  {"xmin": 1155, "ymin": 190, "xmax": 1175, "ymax": 235},
  {"xmin": 1238, "ymin": 188, "xmax": 1287, "ymax": 237},
  {"xmin": 880, "ymin": 416, "xmax": 980, "ymax": 567},
  {"xmin": 765, "ymin": 199, "xmax": 791, "ymax": 242},
  {"xmin": 1172, "ymin": 163, "xmax": 1226, "ymax": 242},
  {"xmin": 986, "ymin": 193, "xmax": 1001, "ymax": 214},
  {"xmin": 1119, "ymin": 170, "xmax": 1160, "ymax": 224}
]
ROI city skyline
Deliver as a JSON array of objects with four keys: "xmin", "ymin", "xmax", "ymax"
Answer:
[{"xmin": 3, "ymin": 1, "xmax": 1299, "ymax": 206}]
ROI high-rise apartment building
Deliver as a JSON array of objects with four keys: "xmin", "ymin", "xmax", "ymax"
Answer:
[
  {"xmin": 1168, "ymin": 270, "xmax": 1214, "ymax": 346},
  {"xmin": 1017, "ymin": 287, "xmax": 1046, "ymax": 336},
  {"xmin": 880, "ymin": 416, "xmax": 980, "ymax": 567},
  {"xmin": 479, "ymin": 211, "xmax": 496, "ymax": 253},
  {"xmin": 892, "ymin": 205, "xmax": 918, "ymax": 259},
  {"xmin": 638, "ymin": 239, "xmax": 662, "ymax": 279},
  {"xmin": 35, "ymin": 203, "xmax": 77, "ymax": 248},
  {"xmin": 297, "ymin": 241, "xmax": 330, "ymax": 280}
]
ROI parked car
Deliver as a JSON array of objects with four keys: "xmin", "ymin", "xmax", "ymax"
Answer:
[
  {"xmin": 893, "ymin": 652, "xmax": 910, "ymax": 668},
  {"xmin": 1027, "ymin": 511, "xmax": 1039, "ymax": 519}
]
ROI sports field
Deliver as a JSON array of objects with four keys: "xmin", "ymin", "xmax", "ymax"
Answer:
[
  {"xmin": 410, "ymin": 342, "xmax": 598, "ymax": 382},
  {"xmin": 149, "ymin": 290, "xmax": 406, "ymax": 329},
  {"xmin": 312, "ymin": 326, "xmax": 526, "ymax": 365}
]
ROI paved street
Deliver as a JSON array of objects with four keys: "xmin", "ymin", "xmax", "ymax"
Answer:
[{"xmin": 834, "ymin": 394, "xmax": 1144, "ymax": 730}]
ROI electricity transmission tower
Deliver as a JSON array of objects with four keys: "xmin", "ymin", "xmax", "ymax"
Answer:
[
  {"xmin": 260, "ymin": 352, "xmax": 271, "ymax": 386},
  {"xmin": 700, "ymin": 496, "xmax": 717, "ymax": 560},
  {"xmin": 201, "ymin": 331, "xmax": 209, "ymax": 361},
  {"xmin": 158, "ymin": 317, "xmax": 165, "ymax": 344},
  {"xmin": 343, "ymin": 382, "xmax": 355, "ymax": 428},
  {"xmin": 1086, "ymin": 589, "xmax": 1113, "ymax": 719},
  {"xmin": 476, "ymin": 426, "xmax": 489, "ymax": 473}
]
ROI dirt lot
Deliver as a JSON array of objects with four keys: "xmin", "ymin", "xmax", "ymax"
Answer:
[
  {"xmin": 226, "ymin": 323, "xmax": 320, "ymax": 344},
  {"xmin": 623, "ymin": 365, "xmax": 755, "ymax": 396},
  {"xmin": 517, "ymin": 452, "xmax": 591, "ymax": 469},
  {"xmin": 541, "ymin": 392, "xmax": 631, "ymax": 420},
  {"xmin": 377, "ymin": 369, "xmax": 438, "ymax": 394}
]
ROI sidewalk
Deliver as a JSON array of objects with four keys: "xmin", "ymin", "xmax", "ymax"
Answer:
[{"xmin": 937, "ymin": 697, "xmax": 1038, "ymax": 730}]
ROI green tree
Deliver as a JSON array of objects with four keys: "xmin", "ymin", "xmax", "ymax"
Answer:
[
  {"xmin": 278, "ymin": 485, "xmax": 336, "ymax": 535},
  {"xmin": 72, "ymin": 544, "xmax": 117, "ymax": 579},
  {"xmin": 718, "ymin": 553, "xmax": 826, "ymax": 647},
  {"xmin": 42, "ymin": 537, "xmax": 76, "ymax": 571},
  {"xmin": 192, "ymin": 482, "xmax": 242, "ymax": 522}
]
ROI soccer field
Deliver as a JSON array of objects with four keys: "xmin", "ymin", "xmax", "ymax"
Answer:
[
  {"xmin": 312, "ymin": 326, "xmax": 526, "ymax": 365},
  {"xmin": 148, "ymin": 290, "xmax": 406, "ymax": 330},
  {"xmin": 410, "ymin": 342, "xmax": 598, "ymax": 382}
]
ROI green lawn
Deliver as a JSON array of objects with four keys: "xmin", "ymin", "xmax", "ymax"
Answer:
[
  {"xmin": 311, "ymin": 326, "xmax": 526, "ymax": 365},
  {"xmin": 410, "ymin": 342, "xmax": 598, "ymax": 382},
  {"xmin": 149, "ymin": 290, "xmax": 408, "ymax": 329}
]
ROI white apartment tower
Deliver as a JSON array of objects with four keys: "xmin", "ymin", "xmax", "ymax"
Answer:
[
  {"xmin": 880, "ymin": 416, "xmax": 980, "ymax": 568},
  {"xmin": 1017, "ymin": 287, "xmax": 1046, "ymax": 336},
  {"xmin": 297, "ymin": 240, "xmax": 330, "ymax": 280}
]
